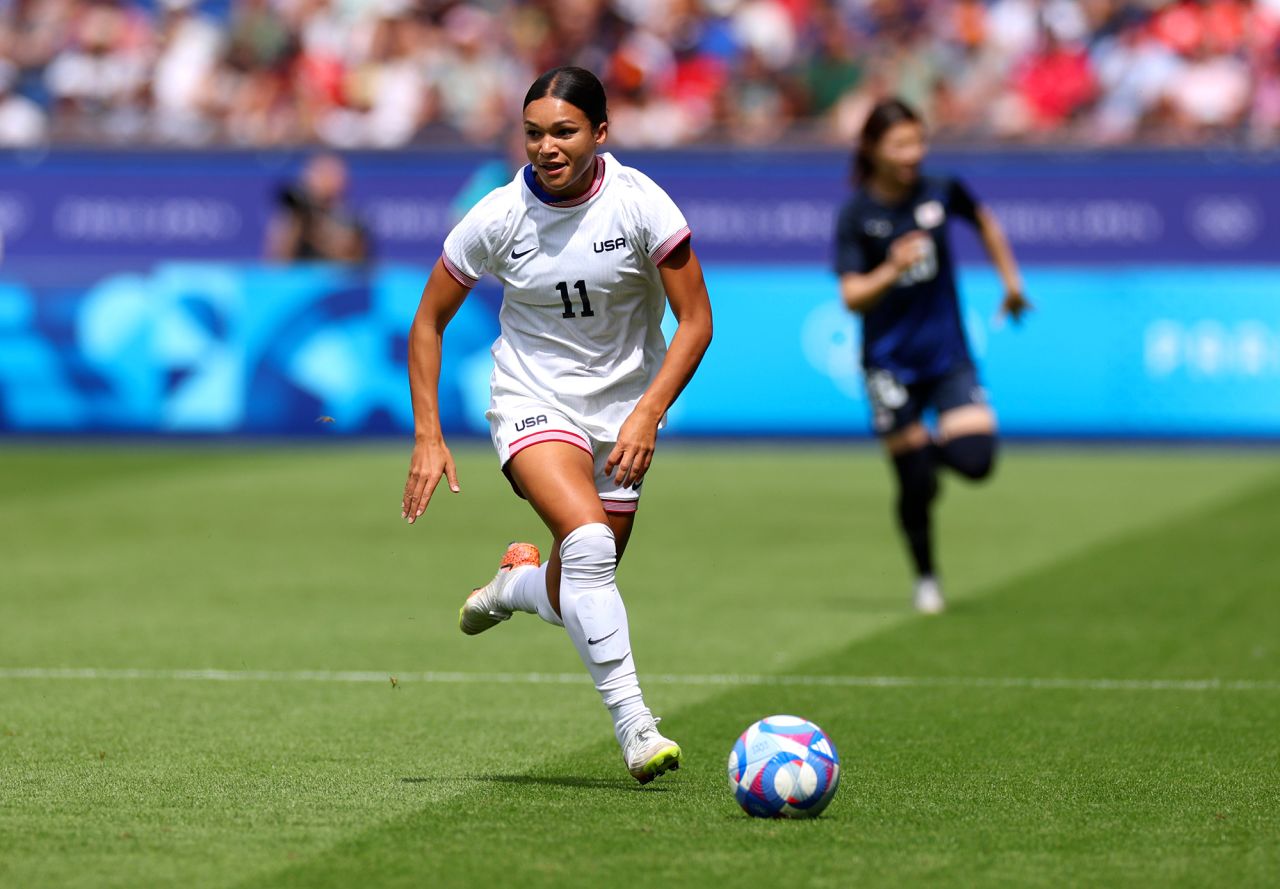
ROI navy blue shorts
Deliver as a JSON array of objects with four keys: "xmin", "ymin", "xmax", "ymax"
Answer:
[{"xmin": 863, "ymin": 364, "xmax": 988, "ymax": 436}]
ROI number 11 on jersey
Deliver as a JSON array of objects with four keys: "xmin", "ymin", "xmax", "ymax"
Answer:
[{"xmin": 556, "ymin": 280, "xmax": 595, "ymax": 319}]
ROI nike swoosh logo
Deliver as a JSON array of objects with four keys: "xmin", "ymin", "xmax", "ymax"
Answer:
[
  {"xmin": 587, "ymin": 629, "xmax": 619, "ymax": 646},
  {"xmin": 511, "ymin": 247, "xmax": 535, "ymax": 259}
]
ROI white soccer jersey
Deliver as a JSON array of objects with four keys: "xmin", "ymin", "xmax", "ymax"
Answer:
[{"xmin": 441, "ymin": 152, "xmax": 691, "ymax": 440}]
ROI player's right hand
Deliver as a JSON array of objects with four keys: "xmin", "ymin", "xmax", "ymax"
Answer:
[
  {"xmin": 888, "ymin": 230, "xmax": 929, "ymax": 274},
  {"xmin": 1000, "ymin": 289, "xmax": 1033, "ymax": 324},
  {"xmin": 402, "ymin": 437, "xmax": 460, "ymax": 524}
]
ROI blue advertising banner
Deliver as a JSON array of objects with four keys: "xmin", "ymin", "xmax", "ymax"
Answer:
[
  {"xmin": 0, "ymin": 264, "xmax": 495, "ymax": 433},
  {"xmin": 2, "ymin": 261, "xmax": 1278, "ymax": 439},
  {"xmin": 1, "ymin": 150, "xmax": 1276, "ymax": 266},
  {"xmin": 673, "ymin": 265, "xmax": 1280, "ymax": 439}
]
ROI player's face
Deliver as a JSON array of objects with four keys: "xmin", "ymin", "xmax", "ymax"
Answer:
[
  {"xmin": 872, "ymin": 121, "xmax": 927, "ymax": 190},
  {"xmin": 523, "ymin": 97, "xmax": 608, "ymax": 198}
]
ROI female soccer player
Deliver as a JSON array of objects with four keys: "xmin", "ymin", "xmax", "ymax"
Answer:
[
  {"xmin": 834, "ymin": 98, "xmax": 1029, "ymax": 615},
  {"xmin": 401, "ymin": 67, "xmax": 712, "ymax": 783}
]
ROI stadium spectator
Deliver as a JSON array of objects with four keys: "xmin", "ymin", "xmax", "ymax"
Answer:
[
  {"xmin": 1249, "ymin": 47, "xmax": 1280, "ymax": 145},
  {"xmin": 1009, "ymin": 28, "xmax": 1098, "ymax": 136},
  {"xmin": 430, "ymin": 4, "xmax": 523, "ymax": 145},
  {"xmin": 795, "ymin": 7, "xmax": 865, "ymax": 127},
  {"xmin": 1089, "ymin": 14, "xmax": 1184, "ymax": 143},
  {"xmin": 151, "ymin": 0, "xmax": 223, "ymax": 144},
  {"xmin": 42, "ymin": 0, "xmax": 152, "ymax": 143},
  {"xmin": 266, "ymin": 152, "xmax": 370, "ymax": 262},
  {"xmin": 315, "ymin": 2, "xmax": 432, "ymax": 148},
  {"xmin": 1164, "ymin": 33, "xmax": 1252, "ymax": 134},
  {"xmin": 0, "ymin": 60, "xmax": 48, "ymax": 147}
]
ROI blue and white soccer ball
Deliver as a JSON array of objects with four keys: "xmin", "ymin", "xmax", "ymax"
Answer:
[{"xmin": 727, "ymin": 715, "xmax": 840, "ymax": 819}]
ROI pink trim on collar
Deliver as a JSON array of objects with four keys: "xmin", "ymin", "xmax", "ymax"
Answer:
[{"xmin": 526, "ymin": 157, "xmax": 606, "ymax": 208}]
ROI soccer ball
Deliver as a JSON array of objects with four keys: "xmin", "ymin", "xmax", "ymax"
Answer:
[{"xmin": 727, "ymin": 715, "xmax": 840, "ymax": 818}]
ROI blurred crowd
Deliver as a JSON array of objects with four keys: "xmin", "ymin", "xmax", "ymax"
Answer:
[{"xmin": 1, "ymin": 0, "xmax": 1278, "ymax": 149}]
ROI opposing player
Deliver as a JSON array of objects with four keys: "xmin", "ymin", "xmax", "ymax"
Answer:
[
  {"xmin": 834, "ymin": 98, "xmax": 1029, "ymax": 614},
  {"xmin": 401, "ymin": 67, "xmax": 712, "ymax": 783}
]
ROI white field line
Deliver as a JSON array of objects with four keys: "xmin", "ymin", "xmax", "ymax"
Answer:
[{"xmin": 0, "ymin": 667, "xmax": 1277, "ymax": 693}]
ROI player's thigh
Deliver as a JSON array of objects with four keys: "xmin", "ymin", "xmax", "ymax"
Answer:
[
  {"xmin": 937, "ymin": 404, "xmax": 996, "ymax": 442},
  {"xmin": 933, "ymin": 366, "xmax": 997, "ymax": 442},
  {"xmin": 507, "ymin": 441, "xmax": 609, "ymax": 538}
]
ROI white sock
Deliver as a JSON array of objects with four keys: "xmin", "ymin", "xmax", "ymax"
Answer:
[
  {"xmin": 557, "ymin": 523, "xmax": 653, "ymax": 746},
  {"xmin": 501, "ymin": 563, "xmax": 562, "ymax": 626}
]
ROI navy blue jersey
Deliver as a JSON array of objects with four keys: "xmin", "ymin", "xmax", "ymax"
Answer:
[{"xmin": 834, "ymin": 174, "xmax": 981, "ymax": 384}]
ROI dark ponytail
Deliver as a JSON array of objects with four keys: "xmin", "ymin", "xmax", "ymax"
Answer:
[
  {"xmin": 853, "ymin": 98, "xmax": 922, "ymax": 183},
  {"xmin": 523, "ymin": 66, "xmax": 609, "ymax": 129}
]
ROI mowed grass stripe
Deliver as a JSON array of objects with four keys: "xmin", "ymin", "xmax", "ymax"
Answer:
[
  {"xmin": 0, "ymin": 681, "xmax": 619, "ymax": 889},
  {"xmin": 0, "ymin": 445, "xmax": 263, "ymax": 500},
  {"xmin": 827, "ymin": 469, "xmax": 1280, "ymax": 684},
  {"xmin": 238, "ymin": 473, "xmax": 1280, "ymax": 889},
  {"xmin": 4, "ymin": 667, "xmax": 1280, "ymax": 693},
  {"xmin": 6, "ymin": 446, "xmax": 1270, "ymax": 679}
]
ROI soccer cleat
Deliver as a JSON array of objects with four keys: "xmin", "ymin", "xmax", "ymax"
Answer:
[
  {"xmin": 458, "ymin": 542, "xmax": 541, "ymax": 636},
  {"xmin": 622, "ymin": 718, "xmax": 681, "ymax": 785},
  {"xmin": 914, "ymin": 575, "xmax": 945, "ymax": 615}
]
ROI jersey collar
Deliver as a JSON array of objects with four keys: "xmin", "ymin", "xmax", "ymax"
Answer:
[
  {"xmin": 864, "ymin": 178, "xmax": 924, "ymax": 211},
  {"xmin": 523, "ymin": 156, "xmax": 607, "ymax": 208}
]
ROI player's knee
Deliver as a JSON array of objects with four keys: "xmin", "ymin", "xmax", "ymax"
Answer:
[
  {"xmin": 559, "ymin": 522, "xmax": 628, "ymax": 663},
  {"xmin": 940, "ymin": 434, "xmax": 997, "ymax": 481},
  {"xmin": 559, "ymin": 522, "xmax": 616, "ymax": 583}
]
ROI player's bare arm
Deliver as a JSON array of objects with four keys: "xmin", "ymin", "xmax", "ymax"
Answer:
[
  {"xmin": 839, "ymin": 231, "xmax": 929, "ymax": 313},
  {"xmin": 403, "ymin": 257, "xmax": 471, "ymax": 523},
  {"xmin": 606, "ymin": 239, "xmax": 713, "ymax": 487},
  {"xmin": 975, "ymin": 206, "xmax": 1031, "ymax": 322}
]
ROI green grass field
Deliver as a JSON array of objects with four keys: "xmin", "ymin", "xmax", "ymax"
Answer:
[{"xmin": 2, "ymin": 443, "xmax": 1278, "ymax": 888}]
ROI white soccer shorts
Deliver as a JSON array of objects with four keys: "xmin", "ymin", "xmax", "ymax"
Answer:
[{"xmin": 488, "ymin": 398, "xmax": 641, "ymax": 515}]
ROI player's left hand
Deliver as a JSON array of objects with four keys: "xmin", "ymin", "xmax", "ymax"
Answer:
[
  {"xmin": 1000, "ymin": 289, "xmax": 1033, "ymax": 324},
  {"xmin": 607, "ymin": 411, "xmax": 659, "ymax": 488}
]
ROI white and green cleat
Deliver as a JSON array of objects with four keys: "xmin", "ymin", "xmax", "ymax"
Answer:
[
  {"xmin": 458, "ymin": 542, "xmax": 541, "ymax": 636},
  {"xmin": 622, "ymin": 719, "xmax": 681, "ymax": 785}
]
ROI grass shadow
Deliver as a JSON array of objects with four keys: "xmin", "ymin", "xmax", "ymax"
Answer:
[
  {"xmin": 816, "ymin": 595, "xmax": 982, "ymax": 617},
  {"xmin": 816, "ymin": 596, "xmax": 910, "ymax": 614},
  {"xmin": 402, "ymin": 774, "xmax": 669, "ymax": 792}
]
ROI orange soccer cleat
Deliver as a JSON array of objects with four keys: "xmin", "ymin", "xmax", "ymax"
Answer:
[{"xmin": 458, "ymin": 542, "xmax": 542, "ymax": 635}]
